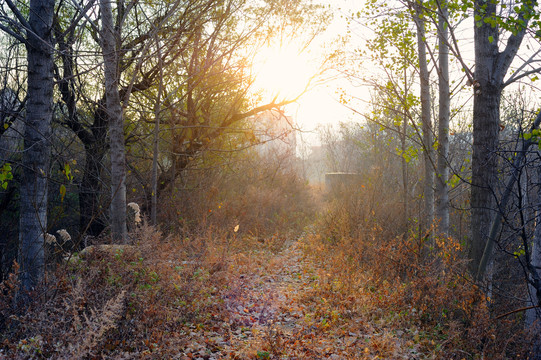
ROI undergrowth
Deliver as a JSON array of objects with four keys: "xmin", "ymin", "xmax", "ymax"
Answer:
[
  {"xmin": 0, "ymin": 223, "xmax": 248, "ymax": 358},
  {"xmin": 298, "ymin": 188, "xmax": 531, "ymax": 359},
  {"xmin": 0, "ymin": 181, "xmax": 533, "ymax": 359}
]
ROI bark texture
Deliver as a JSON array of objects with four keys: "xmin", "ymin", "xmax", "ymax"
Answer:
[
  {"xmin": 100, "ymin": 0, "xmax": 127, "ymax": 243},
  {"xmin": 18, "ymin": 0, "xmax": 55, "ymax": 291},
  {"xmin": 436, "ymin": 1, "xmax": 450, "ymax": 235},
  {"xmin": 524, "ymin": 162, "xmax": 541, "ymax": 359},
  {"xmin": 470, "ymin": 0, "xmax": 526, "ymax": 275}
]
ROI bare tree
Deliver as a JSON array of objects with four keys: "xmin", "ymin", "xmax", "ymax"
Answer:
[
  {"xmin": 99, "ymin": 0, "xmax": 127, "ymax": 243},
  {"xmin": 0, "ymin": 0, "xmax": 55, "ymax": 292},
  {"xmin": 436, "ymin": 0, "xmax": 450, "ymax": 235},
  {"xmin": 413, "ymin": 0, "xmax": 435, "ymax": 233}
]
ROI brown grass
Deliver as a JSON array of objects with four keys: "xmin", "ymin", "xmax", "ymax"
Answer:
[{"xmin": 300, "ymin": 188, "xmax": 531, "ymax": 359}]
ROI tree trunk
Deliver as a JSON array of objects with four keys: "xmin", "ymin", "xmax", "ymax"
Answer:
[
  {"xmin": 414, "ymin": 2, "xmax": 434, "ymax": 233},
  {"xmin": 525, "ymin": 161, "xmax": 541, "ymax": 359},
  {"xmin": 151, "ymin": 35, "xmax": 164, "ymax": 226},
  {"xmin": 79, "ymin": 141, "xmax": 107, "ymax": 237},
  {"xmin": 470, "ymin": 0, "xmax": 527, "ymax": 276},
  {"xmin": 100, "ymin": 0, "xmax": 127, "ymax": 243},
  {"xmin": 470, "ymin": 83, "xmax": 501, "ymax": 274},
  {"xmin": 401, "ymin": 67, "xmax": 409, "ymax": 231},
  {"xmin": 470, "ymin": 0, "xmax": 501, "ymax": 274},
  {"xmin": 55, "ymin": 28, "xmax": 109, "ymax": 239},
  {"xmin": 476, "ymin": 112, "xmax": 541, "ymax": 280},
  {"xmin": 436, "ymin": 0, "xmax": 450, "ymax": 235},
  {"xmin": 18, "ymin": 0, "xmax": 55, "ymax": 292}
]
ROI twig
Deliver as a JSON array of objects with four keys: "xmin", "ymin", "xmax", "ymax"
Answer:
[{"xmin": 495, "ymin": 305, "xmax": 539, "ymax": 320}]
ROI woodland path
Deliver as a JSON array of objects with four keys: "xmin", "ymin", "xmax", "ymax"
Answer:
[{"xmin": 177, "ymin": 236, "xmax": 420, "ymax": 360}]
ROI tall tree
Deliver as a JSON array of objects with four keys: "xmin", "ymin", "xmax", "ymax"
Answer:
[
  {"xmin": 436, "ymin": 0, "xmax": 450, "ymax": 235},
  {"xmin": 526, "ymin": 158, "xmax": 541, "ymax": 359},
  {"xmin": 0, "ymin": 0, "xmax": 55, "ymax": 292},
  {"xmin": 470, "ymin": 0, "xmax": 530, "ymax": 275},
  {"xmin": 413, "ymin": 0, "xmax": 435, "ymax": 233},
  {"xmin": 99, "ymin": 0, "xmax": 127, "ymax": 243}
]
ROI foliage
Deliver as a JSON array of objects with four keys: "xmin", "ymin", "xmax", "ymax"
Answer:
[
  {"xmin": 307, "ymin": 187, "xmax": 530, "ymax": 359},
  {"xmin": 0, "ymin": 224, "xmax": 233, "ymax": 358},
  {"xmin": 0, "ymin": 162, "xmax": 13, "ymax": 190},
  {"xmin": 159, "ymin": 148, "xmax": 316, "ymax": 239}
]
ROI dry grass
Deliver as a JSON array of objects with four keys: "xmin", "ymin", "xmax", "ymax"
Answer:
[
  {"xmin": 299, "ymin": 189, "xmax": 531, "ymax": 359},
  {"xmin": 0, "ymin": 223, "xmax": 236, "ymax": 358},
  {"xmin": 0, "ymin": 180, "xmax": 532, "ymax": 359}
]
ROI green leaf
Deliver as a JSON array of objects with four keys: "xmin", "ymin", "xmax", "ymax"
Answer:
[
  {"xmin": 488, "ymin": 35, "xmax": 494, "ymax": 43},
  {"xmin": 449, "ymin": 174, "xmax": 460, "ymax": 188},
  {"xmin": 0, "ymin": 163, "xmax": 12, "ymax": 190},
  {"xmin": 513, "ymin": 248, "xmax": 525, "ymax": 258},
  {"xmin": 62, "ymin": 163, "xmax": 74, "ymax": 182}
]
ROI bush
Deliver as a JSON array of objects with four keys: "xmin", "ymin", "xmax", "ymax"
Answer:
[
  {"xmin": 0, "ymin": 224, "xmax": 234, "ymax": 358},
  {"xmin": 304, "ymin": 187, "xmax": 530, "ymax": 359},
  {"xmin": 159, "ymin": 151, "xmax": 316, "ymax": 239}
]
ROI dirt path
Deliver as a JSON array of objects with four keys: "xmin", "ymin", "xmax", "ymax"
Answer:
[
  {"xmin": 178, "ymin": 237, "xmax": 418, "ymax": 360},
  {"xmin": 178, "ymin": 239, "xmax": 323, "ymax": 359},
  {"xmin": 222, "ymin": 240, "xmax": 315, "ymax": 358}
]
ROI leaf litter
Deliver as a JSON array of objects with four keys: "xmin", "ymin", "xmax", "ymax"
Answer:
[{"xmin": 176, "ymin": 236, "xmax": 424, "ymax": 360}]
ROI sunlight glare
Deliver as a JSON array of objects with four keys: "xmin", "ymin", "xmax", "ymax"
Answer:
[{"xmin": 253, "ymin": 44, "xmax": 317, "ymax": 101}]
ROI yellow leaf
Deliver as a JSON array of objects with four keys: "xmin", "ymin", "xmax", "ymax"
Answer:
[
  {"xmin": 234, "ymin": 225, "xmax": 239, "ymax": 232},
  {"xmin": 60, "ymin": 184, "xmax": 66, "ymax": 202}
]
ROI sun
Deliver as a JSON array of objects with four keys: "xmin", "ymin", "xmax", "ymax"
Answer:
[{"xmin": 253, "ymin": 43, "xmax": 318, "ymax": 101}]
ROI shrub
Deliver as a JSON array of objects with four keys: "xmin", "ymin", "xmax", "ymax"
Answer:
[{"xmin": 304, "ymin": 187, "xmax": 530, "ymax": 359}]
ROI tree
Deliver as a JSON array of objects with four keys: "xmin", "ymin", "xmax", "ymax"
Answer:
[
  {"xmin": 0, "ymin": 0, "xmax": 55, "ymax": 292},
  {"xmin": 52, "ymin": 0, "xmax": 111, "ymax": 238},
  {"xmin": 470, "ymin": 0, "xmax": 532, "ymax": 276},
  {"xmin": 50, "ymin": 0, "xmax": 327, "ymax": 241},
  {"xmin": 99, "ymin": 0, "xmax": 127, "ymax": 243},
  {"xmin": 436, "ymin": 0, "xmax": 450, "ymax": 235},
  {"xmin": 138, "ymin": 0, "xmax": 329, "ymax": 211},
  {"xmin": 526, "ymin": 156, "xmax": 541, "ymax": 359},
  {"xmin": 413, "ymin": 0, "xmax": 435, "ymax": 234},
  {"xmin": 356, "ymin": 1, "xmax": 441, "ymax": 234}
]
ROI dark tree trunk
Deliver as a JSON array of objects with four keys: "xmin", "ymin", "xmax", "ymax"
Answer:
[
  {"xmin": 18, "ymin": 0, "xmax": 55, "ymax": 292},
  {"xmin": 79, "ymin": 141, "xmax": 107, "ymax": 237},
  {"xmin": 470, "ymin": 0, "xmax": 501, "ymax": 275},
  {"xmin": 470, "ymin": 0, "xmax": 527, "ymax": 277},
  {"xmin": 436, "ymin": 0, "xmax": 450, "ymax": 235},
  {"xmin": 470, "ymin": 83, "xmax": 501, "ymax": 274},
  {"xmin": 78, "ymin": 100, "xmax": 109, "ymax": 237},
  {"xmin": 100, "ymin": 0, "xmax": 127, "ymax": 243}
]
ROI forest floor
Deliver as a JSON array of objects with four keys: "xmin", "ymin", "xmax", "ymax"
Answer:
[
  {"xmin": 2, "ymin": 226, "xmax": 514, "ymax": 359},
  {"xmin": 177, "ymin": 235, "xmax": 422, "ymax": 360}
]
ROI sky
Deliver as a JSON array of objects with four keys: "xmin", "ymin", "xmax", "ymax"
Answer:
[
  {"xmin": 252, "ymin": 0, "xmax": 369, "ymax": 147},
  {"xmin": 288, "ymin": 1, "xmax": 367, "ymax": 144},
  {"xmin": 252, "ymin": 0, "xmax": 541, "ymax": 149}
]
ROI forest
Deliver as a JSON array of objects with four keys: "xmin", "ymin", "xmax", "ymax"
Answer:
[{"xmin": 1, "ymin": 0, "xmax": 541, "ymax": 358}]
